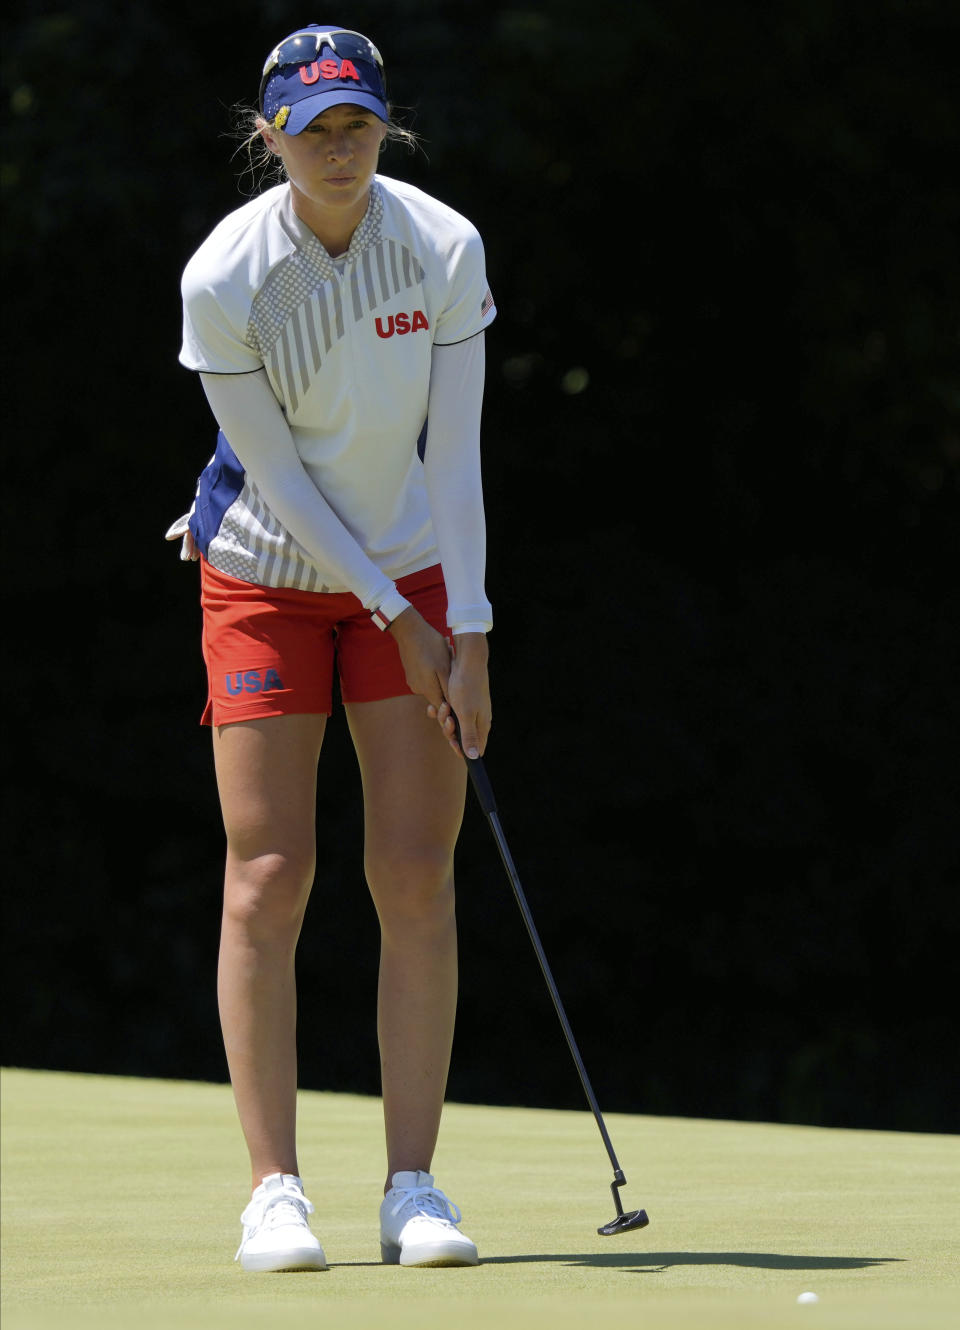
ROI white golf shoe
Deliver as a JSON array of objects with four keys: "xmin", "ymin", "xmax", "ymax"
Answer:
[
  {"xmin": 380, "ymin": 1170, "xmax": 479, "ymax": 1266},
  {"xmin": 235, "ymin": 1173, "xmax": 327, "ymax": 1272}
]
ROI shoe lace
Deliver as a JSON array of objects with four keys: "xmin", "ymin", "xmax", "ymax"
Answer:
[
  {"xmin": 390, "ymin": 1185, "xmax": 462, "ymax": 1227},
  {"xmin": 235, "ymin": 1182, "xmax": 315, "ymax": 1260}
]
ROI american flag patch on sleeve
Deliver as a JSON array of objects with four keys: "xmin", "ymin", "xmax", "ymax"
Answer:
[{"xmin": 480, "ymin": 289, "xmax": 494, "ymax": 318}]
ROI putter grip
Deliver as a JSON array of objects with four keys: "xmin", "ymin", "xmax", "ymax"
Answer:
[
  {"xmin": 452, "ymin": 713, "xmax": 497, "ymax": 815},
  {"xmin": 465, "ymin": 753, "xmax": 497, "ymax": 816}
]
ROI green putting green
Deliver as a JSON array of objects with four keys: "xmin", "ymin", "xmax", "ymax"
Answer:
[{"xmin": 2, "ymin": 1068, "xmax": 957, "ymax": 1329}]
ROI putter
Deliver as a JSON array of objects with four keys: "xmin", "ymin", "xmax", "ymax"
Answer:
[{"xmin": 457, "ymin": 727, "xmax": 649, "ymax": 1236}]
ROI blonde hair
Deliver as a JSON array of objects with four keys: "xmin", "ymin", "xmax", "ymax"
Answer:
[{"xmin": 231, "ymin": 102, "xmax": 422, "ymax": 192}]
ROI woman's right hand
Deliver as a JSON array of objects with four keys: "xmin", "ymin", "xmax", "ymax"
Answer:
[
  {"xmin": 388, "ymin": 607, "xmax": 454, "ymax": 717},
  {"xmin": 388, "ymin": 610, "xmax": 491, "ymax": 758}
]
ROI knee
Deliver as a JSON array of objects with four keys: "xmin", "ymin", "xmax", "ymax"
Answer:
[
  {"xmin": 222, "ymin": 850, "xmax": 315, "ymax": 941},
  {"xmin": 366, "ymin": 844, "xmax": 456, "ymax": 935}
]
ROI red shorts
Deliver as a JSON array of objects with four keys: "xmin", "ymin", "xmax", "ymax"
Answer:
[{"xmin": 199, "ymin": 559, "xmax": 450, "ymax": 726}]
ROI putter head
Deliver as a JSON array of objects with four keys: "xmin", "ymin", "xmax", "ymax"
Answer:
[{"xmin": 598, "ymin": 1208, "xmax": 649, "ymax": 1236}]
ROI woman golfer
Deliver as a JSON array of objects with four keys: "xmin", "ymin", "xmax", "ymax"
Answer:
[{"xmin": 166, "ymin": 23, "xmax": 495, "ymax": 1271}]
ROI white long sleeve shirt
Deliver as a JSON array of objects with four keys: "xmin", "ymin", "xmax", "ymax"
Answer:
[{"xmin": 178, "ymin": 176, "xmax": 496, "ymax": 633}]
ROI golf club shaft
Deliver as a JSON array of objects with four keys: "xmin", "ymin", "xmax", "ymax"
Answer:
[{"xmin": 462, "ymin": 749, "xmax": 626, "ymax": 1189}]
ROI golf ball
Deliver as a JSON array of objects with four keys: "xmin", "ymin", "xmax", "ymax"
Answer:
[{"xmin": 797, "ymin": 1292, "xmax": 819, "ymax": 1304}]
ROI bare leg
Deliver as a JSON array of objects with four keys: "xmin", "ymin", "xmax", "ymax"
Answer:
[
  {"xmin": 345, "ymin": 694, "xmax": 467, "ymax": 1192},
  {"xmin": 213, "ymin": 714, "xmax": 327, "ymax": 1190}
]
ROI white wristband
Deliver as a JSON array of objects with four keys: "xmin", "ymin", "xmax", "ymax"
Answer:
[{"xmin": 370, "ymin": 590, "xmax": 412, "ymax": 631}]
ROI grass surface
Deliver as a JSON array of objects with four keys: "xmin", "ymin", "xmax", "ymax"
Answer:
[{"xmin": 2, "ymin": 1067, "xmax": 958, "ymax": 1329}]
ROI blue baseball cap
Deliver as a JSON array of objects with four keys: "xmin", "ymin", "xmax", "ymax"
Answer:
[{"xmin": 259, "ymin": 25, "xmax": 388, "ymax": 133}]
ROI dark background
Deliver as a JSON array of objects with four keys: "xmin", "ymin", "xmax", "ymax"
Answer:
[{"xmin": 3, "ymin": 0, "xmax": 958, "ymax": 1133}]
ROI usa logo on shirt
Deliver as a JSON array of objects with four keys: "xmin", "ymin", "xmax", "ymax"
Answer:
[
  {"xmin": 481, "ymin": 289, "xmax": 494, "ymax": 317},
  {"xmin": 375, "ymin": 310, "xmax": 430, "ymax": 338}
]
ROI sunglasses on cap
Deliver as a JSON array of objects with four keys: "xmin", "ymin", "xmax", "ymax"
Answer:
[{"xmin": 259, "ymin": 28, "xmax": 386, "ymax": 112}]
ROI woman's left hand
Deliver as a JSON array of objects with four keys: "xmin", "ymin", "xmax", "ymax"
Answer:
[{"xmin": 429, "ymin": 631, "xmax": 491, "ymax": 760}]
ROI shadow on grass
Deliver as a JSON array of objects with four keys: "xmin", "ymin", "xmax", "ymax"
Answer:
[{"xmin": 479, "ymin": 1252, "xmax": 904, "ymax": 1272}]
